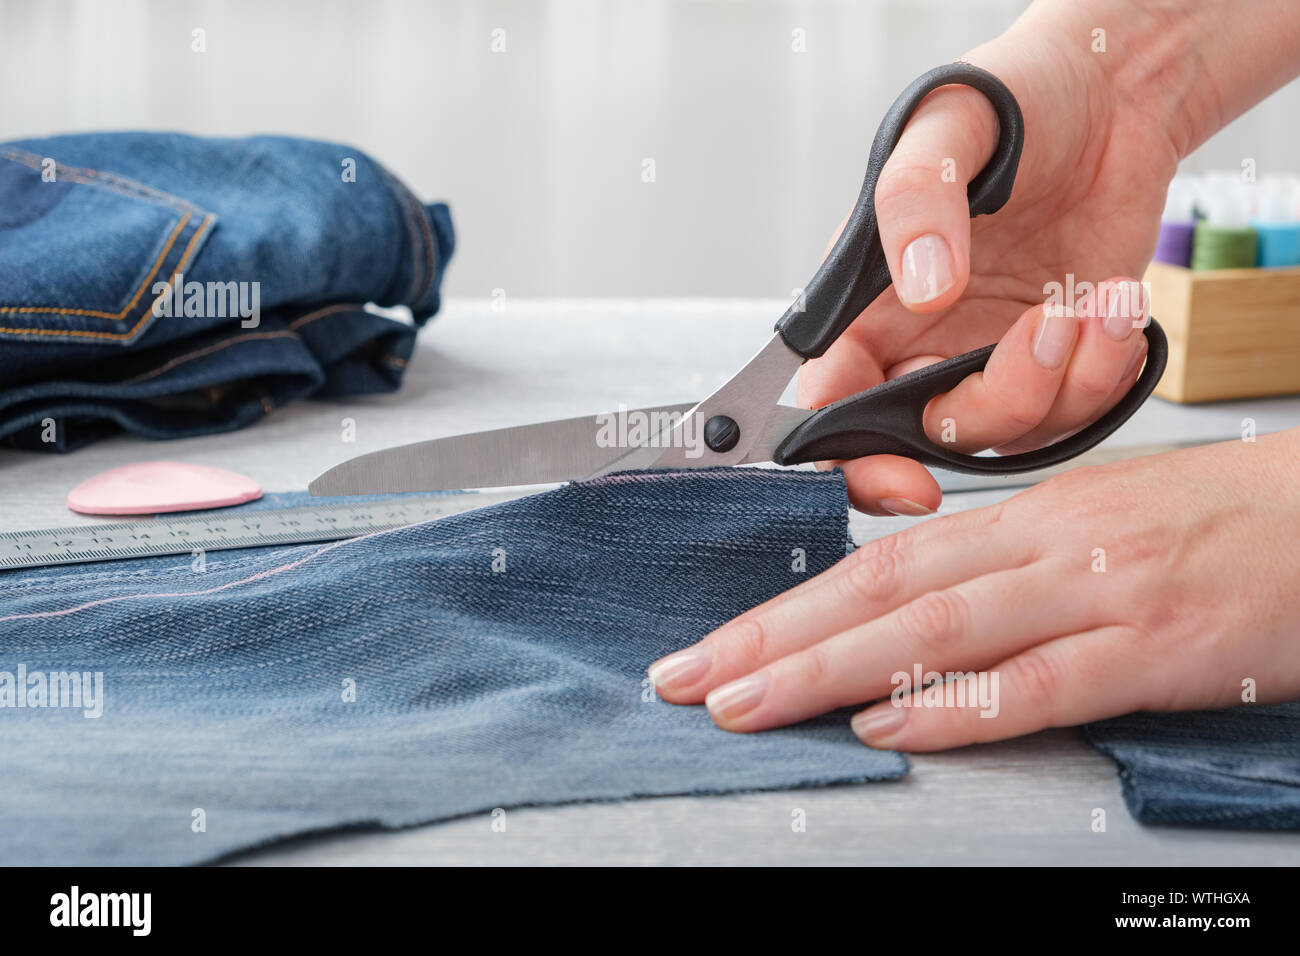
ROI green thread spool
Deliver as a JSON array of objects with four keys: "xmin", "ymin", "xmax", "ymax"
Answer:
[{"xmin": 1191, "ymin": 221, "xmax": 1259, "ymax": 271}]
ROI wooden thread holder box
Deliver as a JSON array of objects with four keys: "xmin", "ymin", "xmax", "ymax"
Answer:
[{"xmin": 1144, "ymin": 261, "xmax": 1300, "ymax": 403}]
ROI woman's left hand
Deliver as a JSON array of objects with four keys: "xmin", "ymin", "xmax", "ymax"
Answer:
[{"xmin": 648, "ymin": 429, "xmax": 1300, "ymax": 751}]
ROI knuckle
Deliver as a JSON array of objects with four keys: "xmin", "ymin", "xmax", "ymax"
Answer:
[
  {"xmin": 1009, "ymin": 648, "xmax": 1064, "ymax": 717},
  {"xmin": 976, "ymin": 498, "xmax": 1008, "ymax": 528},
  {"xmin": 897, "ymin": 589, "xmax": 967, "ymax": 651},
  {"xmin": 987, "ymin": 386, "xmax": 1047, "ymax": 433},
  {"xmin": 798, "ymin": 642, "xmax": 833, "ymax": 689},
  {"xmin": 947, "ymin": 497, "xmax": 1007, "ymax": 532},
  {"xmin": 1069, "ymin": 369, "xmax": 1115, "ymax": 406},
  {"xmin": 956, "ymin": 101, "xmax": 998, "ymax": 153},
  {"xmin": 840, "ymin": 539, "xmax": 905, "ymax": 606},
  {"xmin": 875, "ymin": 161, "xmax": 943, "ymax": 217},
  {"xmin": 1029, "ymin": 467, "xmax": 1093, "ymax": 504},
  {"xmin": 727, "ymin": 615, "xmax": 769, "ymax": 668},
  {"xmin": 1030, "ymin": 463, "xmax": 1136, "ymax": 526}
]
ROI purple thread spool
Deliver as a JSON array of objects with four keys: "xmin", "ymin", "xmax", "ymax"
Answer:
[{"xmin": 1154, "ymin": 220, "xmax": 1196, "ymax": 266}]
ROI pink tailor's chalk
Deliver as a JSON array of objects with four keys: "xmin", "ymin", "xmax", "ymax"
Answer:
[{"xmin": 65, "ymin": 461, "xmax": 263, "ymax": 515}]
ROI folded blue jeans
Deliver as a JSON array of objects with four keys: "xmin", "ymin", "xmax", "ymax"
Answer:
[
  {"xmin": 0, "ymin": 133, "xmax": 453, "ymax": 450},
  {"xmin": 0, "ymin": 468, "xmax": 905, "ymax": 865}
]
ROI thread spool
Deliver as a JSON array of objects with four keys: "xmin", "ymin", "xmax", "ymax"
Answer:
[
  {"xmin": 1155, "ymin": 222, "xmax": 1195, "ymax": 266},
  {"xmin": 1155, "ymin": 179, "xmax": 1196, "ymax": 266},
  {"xmin": 1191, "ymin": 222, "xmax": 1259, "ymax": 270},
  {"xmin": 1250, "ymin": 177, "xmax": 1300, "ymax": 267},
  {"xmin": 1253, "ymin": 222, "xmax": 1300, "ymax": 267},
  {"xmin": 1191, "ymin": 180, "xmax": 1258, "ymax": 271}
]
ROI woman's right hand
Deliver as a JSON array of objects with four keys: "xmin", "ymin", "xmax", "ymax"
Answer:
[{"xmin": 799, "ymin": 0, "xmax": 1299, "ymax": 517}]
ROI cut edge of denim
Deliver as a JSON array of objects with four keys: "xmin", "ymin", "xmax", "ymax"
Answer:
[{"xmin": 203, "ymin": 759, "xmax": 910, "ymax": 866}]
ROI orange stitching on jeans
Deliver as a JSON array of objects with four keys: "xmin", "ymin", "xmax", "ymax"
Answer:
[
  {"xmin": 413, "ymin": 198, "xmax": 435, "ymax": 303},
  {"xmin": 0, "ymin": 149, "xmax": 193, "ymax": 208},
  {"xmin": 0, "ymin": 214, "xmax": 216, "ymax": 342},
  {"xmin": 0, "ymin": 212, "xmax": 191, "ymax": 319},
  {"xmin": 0, "ymin": 150, "xmax": 209, "ymax": 322},
  {"xmin": 287, "ymin": 303, "xmax": 365, "ymax": 330},
  {"xmin": 121, "ymin": 330, "xmax": 300, "ymax": 384}
]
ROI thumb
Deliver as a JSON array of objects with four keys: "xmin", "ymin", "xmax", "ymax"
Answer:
[{"xmin": 874, "ymin": 82, "xmax": 1000, "ymax": 313}]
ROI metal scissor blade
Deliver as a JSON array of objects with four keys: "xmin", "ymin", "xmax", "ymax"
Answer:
[
  {"xmin": 738, "ymin": 404, "xmax": 816, "ymax": 464},
  {"xmin": 308, "ymin": 403, "xmax": 697, "ymax": 495},
  {"xmin": 587, "ymin": 332, "xmax": 807, "ymax": 476}
]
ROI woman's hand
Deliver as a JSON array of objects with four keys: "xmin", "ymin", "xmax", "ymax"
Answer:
[
  {"xmin": 649, "ymin": 431, "xmax": 1300, "ymax": 750},
  {"xmin": 814, "ymin": 1, "xmax": 1250, "ymax": 516},
  {"xmin": 648, "ymin": 0, "xmax": 1300, "ymax": 747}
]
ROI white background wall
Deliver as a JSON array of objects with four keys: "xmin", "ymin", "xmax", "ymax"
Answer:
[{"xmin": 2, "ymin": 0, "xmax": 1298, "ymax": 297}]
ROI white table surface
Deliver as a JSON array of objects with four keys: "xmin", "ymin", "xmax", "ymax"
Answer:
[{"xmin": 3, "ymin": 298, "xmax": 1298, "ymax": 865}]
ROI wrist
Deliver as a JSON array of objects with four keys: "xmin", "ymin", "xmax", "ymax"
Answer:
[{"xmin": 1002, "ymin": 0, "xmax": 1300, "ymax": 159}]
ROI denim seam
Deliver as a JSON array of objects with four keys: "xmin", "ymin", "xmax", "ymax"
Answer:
[
  {"xmin": 378, "ymin": 166, "xmax": 435, "ymax": 307},
  {"xmin": 1, "ymin": 147, "xmax": 205, "ymax": 210},
  {"xmin": 286, "ymin": 303, "xmax": 415, "ymax": 377},
  {"xmin": 120, "ymin": 330, "xmax": 301, "ymax": 385},
  {"xmin": 287, "ymin": 303, "xmax": 367, "ymax": 330}
]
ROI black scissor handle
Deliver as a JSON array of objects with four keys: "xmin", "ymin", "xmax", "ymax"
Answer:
[
  {"xmin": 775, "ymin": 62, "xmax": 1025, "ymax": 359},
  {"xmin": 774, "ymin": 319, "xmax": 1168, "ymax": 473},
  {"xmin": 770, "ymin": 61, "xmax": 1168, "ymax": 475}
]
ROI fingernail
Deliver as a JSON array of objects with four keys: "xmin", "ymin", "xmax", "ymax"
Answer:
[
  {"xmin": 706, "ymin": 672, "xmax": 770, "ymax": 721},
  {"xmin": 1103, "ymin": 281, "xmax": 1145, "ymax": 341},
  {"xmin": 879, "ymin": 496, "xmax": 936, "ymax": 517},
  {"xmin": 648, "ymin": 644, "xmax": 713, "ymax": 690},
  {"xmin": 851, "ymin": 704, "xmax": 907, "ymax": 745},
  {"xmin": 1032, "ymin": 304, "xmax": 1076, "ymax": 369},
  {"xmin": 899, "ymin": 233, "xmax": 955, "ymax": 306}
]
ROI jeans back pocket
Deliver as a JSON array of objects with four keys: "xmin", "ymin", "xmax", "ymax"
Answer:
[{"xmin": 0, "ymin": 148, "xmax": 216, "ymax": 349}]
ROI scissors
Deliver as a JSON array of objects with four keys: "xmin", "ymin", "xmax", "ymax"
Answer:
[{"xmin": 310, "ymin": 63, "xmax": 1167, "ymax": 499}]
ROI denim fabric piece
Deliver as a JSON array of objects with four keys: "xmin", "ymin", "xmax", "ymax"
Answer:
[
  {"xmin": 1085, "ymin": 704, "xmax": 1300, "ymax": 830},
  {"xmin": 0, "ymin": 133, "xmax": 453, "ymax": 450},
  {"xmin": 0, "ymin": 468, "xmax": 905, "ymax": 865}
]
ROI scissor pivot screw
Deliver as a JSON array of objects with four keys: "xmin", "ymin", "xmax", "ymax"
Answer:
[{"xmin": 704, "ymin": 415, "xmax": 740, "ymax": 453}]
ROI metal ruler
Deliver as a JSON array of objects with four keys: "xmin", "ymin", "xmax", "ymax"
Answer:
[
  {"xmin": 0, "ymin": 491, "xmax": 524, "ymax": 571},
  {"xmin": 0, "ymin": 438, "xmax": 1226, "ymax": 572}
]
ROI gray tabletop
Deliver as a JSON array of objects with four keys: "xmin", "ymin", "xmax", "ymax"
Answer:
[{"xmin": 4, "ymin": 299, "xmax": 1298, "ymax": 865}]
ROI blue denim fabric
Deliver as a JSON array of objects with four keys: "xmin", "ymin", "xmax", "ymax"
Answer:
[
  {"xmin": 0, "ymin": 468, "xmax": 905, "ymax": 865},
  {"xmin": 0, "ymin": 133, "xmax": 453, "ymax": 450},
  {"xmin": 1085, "ymin": 704, "xmax": 1300, "ymax": 830}
]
